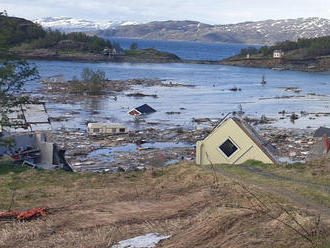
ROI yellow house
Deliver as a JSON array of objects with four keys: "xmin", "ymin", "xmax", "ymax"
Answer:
[{"xmin": 196, "ymin": 117, "xmax": 278, "ymax": 165}]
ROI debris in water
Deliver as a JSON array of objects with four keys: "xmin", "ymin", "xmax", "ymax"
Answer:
[
  {"xmin": 128, "ymin": 104, "xmax": 157, "ymax": 116},
  {"xmin": 261, "ymin": 75, "xmax": 266, "ymax": 85},
  {"xmin": 229, "ymin": 86, "xmax": 241, "ymax": 91}
]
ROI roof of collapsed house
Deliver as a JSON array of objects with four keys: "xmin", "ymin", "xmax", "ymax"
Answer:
[
  {"xmin": 3, "ymin": 103, "xmax": 51, "ymax": 132},
  {"xmin": 232, "ymin": 117, "xmax": 278, "ymax": 164},
  {"xmin": 129, "ymin": 104, "xmax": 156, "ymax": 115},
  {"xmin": 313, "ymin": 127, "xmax": 330, "ymax": 137}
]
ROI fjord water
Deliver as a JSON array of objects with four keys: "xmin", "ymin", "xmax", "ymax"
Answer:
[
  {"xmin": 27, "ymin": 39, "xmax": 330, "ymax": 130},
  {"xmin": 108, "ymin": 37, "xmax": 256, "ymax": 61}
]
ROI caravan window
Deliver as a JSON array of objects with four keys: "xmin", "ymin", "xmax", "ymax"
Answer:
[
  {"xmin": 219, "ymin": 139, "xmax": 238, "ymax": 158},
  {"xmin": 93, "ymin": 128, "xmax": 100, "ymax": 133},
  {"xmin": 119, "ymin": 128, "xmax": 125, "ymax": 133}
]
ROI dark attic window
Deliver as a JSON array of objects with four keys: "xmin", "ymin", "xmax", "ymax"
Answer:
[{"xmin": 219, "ymin": 139, "xmax": 238, "ymax": 158}]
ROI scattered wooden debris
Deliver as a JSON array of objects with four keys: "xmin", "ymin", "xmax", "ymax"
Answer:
[
  {"xmin": 0, "ymin": 208, "xmax": 47, "ymax": 221},
  {"xmin": 229, "ymin": 87, "xmax": 242, "ymax": 91},
  {"xmin": 126, "ymin": 93, "xmax": 158, "ymax": 98}
]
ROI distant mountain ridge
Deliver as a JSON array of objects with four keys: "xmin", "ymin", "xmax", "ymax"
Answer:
[
  {"xmin": 98, "ymin": 17, "xmax": 330, "ymax": 45},
  {"xmin": 33, "ymin": 17, "xmax": 138, "ymax": 33},
  {"xmin": 34, "ymin": 17, "xmax": 330, "ymax": 45}
]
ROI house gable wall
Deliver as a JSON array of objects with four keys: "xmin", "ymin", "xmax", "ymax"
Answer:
[{"xmin": 196, "ymin": 118, "xmax": 274, "ymax": 165}]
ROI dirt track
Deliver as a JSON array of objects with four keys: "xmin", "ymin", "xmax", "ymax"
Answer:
[{"xmin": 210, "ymin": 165, "xmax": 330, "ymax": 222}]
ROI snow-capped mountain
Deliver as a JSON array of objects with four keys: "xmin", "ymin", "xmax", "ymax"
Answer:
[
  {"xmin": 218, "ymin": 17, "xmax": 330, "ymax": 44},
  {"xmin": 33, "ymin": 17, "xmax": 138, "ymax": 32},
  {"xmin": 99, "ymin": 17, "xmax": 330, "ymax": 45},
  {"xmin": 34, "ymin": 17, "xmax": 330, "ymax": 44}
]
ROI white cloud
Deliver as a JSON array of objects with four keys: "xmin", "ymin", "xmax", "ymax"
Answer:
[{"xmin": 1, "ymin": 0, "xmax": 330, "ymax": 24}]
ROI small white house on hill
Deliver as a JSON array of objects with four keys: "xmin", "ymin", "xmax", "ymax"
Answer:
[{"xmin": 273, "ymin": 50, "xmax": 284, "ymax": 58}]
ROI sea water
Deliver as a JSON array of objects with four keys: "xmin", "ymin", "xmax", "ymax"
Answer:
[{"xmin": 23, "ymin": 39, "xmax": 330, "ymax": 130}]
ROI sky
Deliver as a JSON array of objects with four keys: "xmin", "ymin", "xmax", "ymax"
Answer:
[{"xmin": 1, "ymin": 0, "xmax": 330, "ymax": 24}]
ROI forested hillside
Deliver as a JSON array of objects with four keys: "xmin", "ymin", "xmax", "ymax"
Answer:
[
  {"xmin": 239, "ymin": 36, "xmax": 330, "ymax": 58},
  {"xmin": 0, "ymin": 15, "xmax": 121, "ymax": 53},
  {"xmin": 0, "ymin": 15, "xmax": 45, "ymax": 48}
]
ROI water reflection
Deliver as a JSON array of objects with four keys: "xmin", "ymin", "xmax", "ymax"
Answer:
[{"xmin": 83, "ymin": 98, "xmax": 104, "ymax": 113}]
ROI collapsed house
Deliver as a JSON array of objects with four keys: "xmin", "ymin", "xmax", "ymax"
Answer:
[
  {"xmin": 307, "ymin": 127, "xmax": 330, "ymax": 161},
  {"xmin": 0, "ymin": 103, "xmax": 72, "ymax": 171},
  {"xmin": 1, "ymin": 103, "xmax": 51, "ymax": 132},
  {"xmin": 196, "ymin": 117, "xmax": 278, "ymax": 165},
  {"xmin": 313, "ymin": 127, "xmax": 330, "ymax": 138},
  {"xmin": 0, "ymin": 133, "xmax": 73, "ymax": 171},
  {"xmin": 87, "ymin": 123, "xmax": 127, "ymax": 135},
  {"xmin": 128, "ymin": 104, "xmax": 156, "ymax": 116}
]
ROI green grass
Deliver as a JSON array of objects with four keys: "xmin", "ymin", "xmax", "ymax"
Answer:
[
  {"xmin": 243, "ymin": 160, "xmax": 273, "ymax": 168},
  {"xmin": 212, "ymin": 162, "xmax": 330, "ymax": 209},
  {"xmin": 0, "ymin": 162, "xmax": 29, "ymax": 175},
  {"xmin": 243, "ymin": 160, "xmax": 306, "ymax": 170},
  {"xmin": 241, "ymin": 160, "xmax": 330, "ymax": 186},
  {"xmin": 0, "ymin": 164, "xmax": 88, "ymax": 210}
]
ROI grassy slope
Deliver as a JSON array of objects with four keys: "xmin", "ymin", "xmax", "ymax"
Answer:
[{"xmin": 0, "ymin": 161, "xmax": 329, "ymax": 248}]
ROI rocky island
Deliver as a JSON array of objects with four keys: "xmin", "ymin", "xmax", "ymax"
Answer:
[{"xmin": 11, "ymin": 47, "xmax": 181, "ymax": 63}]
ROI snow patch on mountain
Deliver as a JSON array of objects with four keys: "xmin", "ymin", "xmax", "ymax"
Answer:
[
  {"xmin": 218, "ymin": 17, "xmax": 330, "ymax": 44},
  {"xmin": 33, "ymin": 17, "xmax": 138, "ymax": 32}
]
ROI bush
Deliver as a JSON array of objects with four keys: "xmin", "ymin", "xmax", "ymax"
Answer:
[
  {"xmin": 240, "ymin": 47, "xmax": 258, "ymax": 56},
  {"xmin": 130, "ymin": 42, "xmax": 138, "ymax": 50},
  {"xmin": 69, "ymin": 68, "xmax": 107, "ymax": 95}
]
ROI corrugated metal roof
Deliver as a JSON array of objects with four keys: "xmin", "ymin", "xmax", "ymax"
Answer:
[
  {"xmin": 30, "ymin": 123, "xmax": 52, "ymax": 131},
  {"xmin": 22, "ymin": 104, "xmax": 49, "ymax": 123},
  {"xmin": 3, "ymin": 103, "xmax": 51, "ymax": 132},
  {"xmin": 314, "ymin": 127, "xmax": 330, "ymax": 137}
]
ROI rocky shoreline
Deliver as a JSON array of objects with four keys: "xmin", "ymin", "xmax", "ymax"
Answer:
[
  {"xmin": 10, "ymin": 48, "xmax": 184, "ymax": 64},
  {"xmin": 12, "ymin": 48, "xmax": 330, "ymax": 73},
  {"xmin": 219, "ymin": 56, "xmax": 330, "ymax": 72}
]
